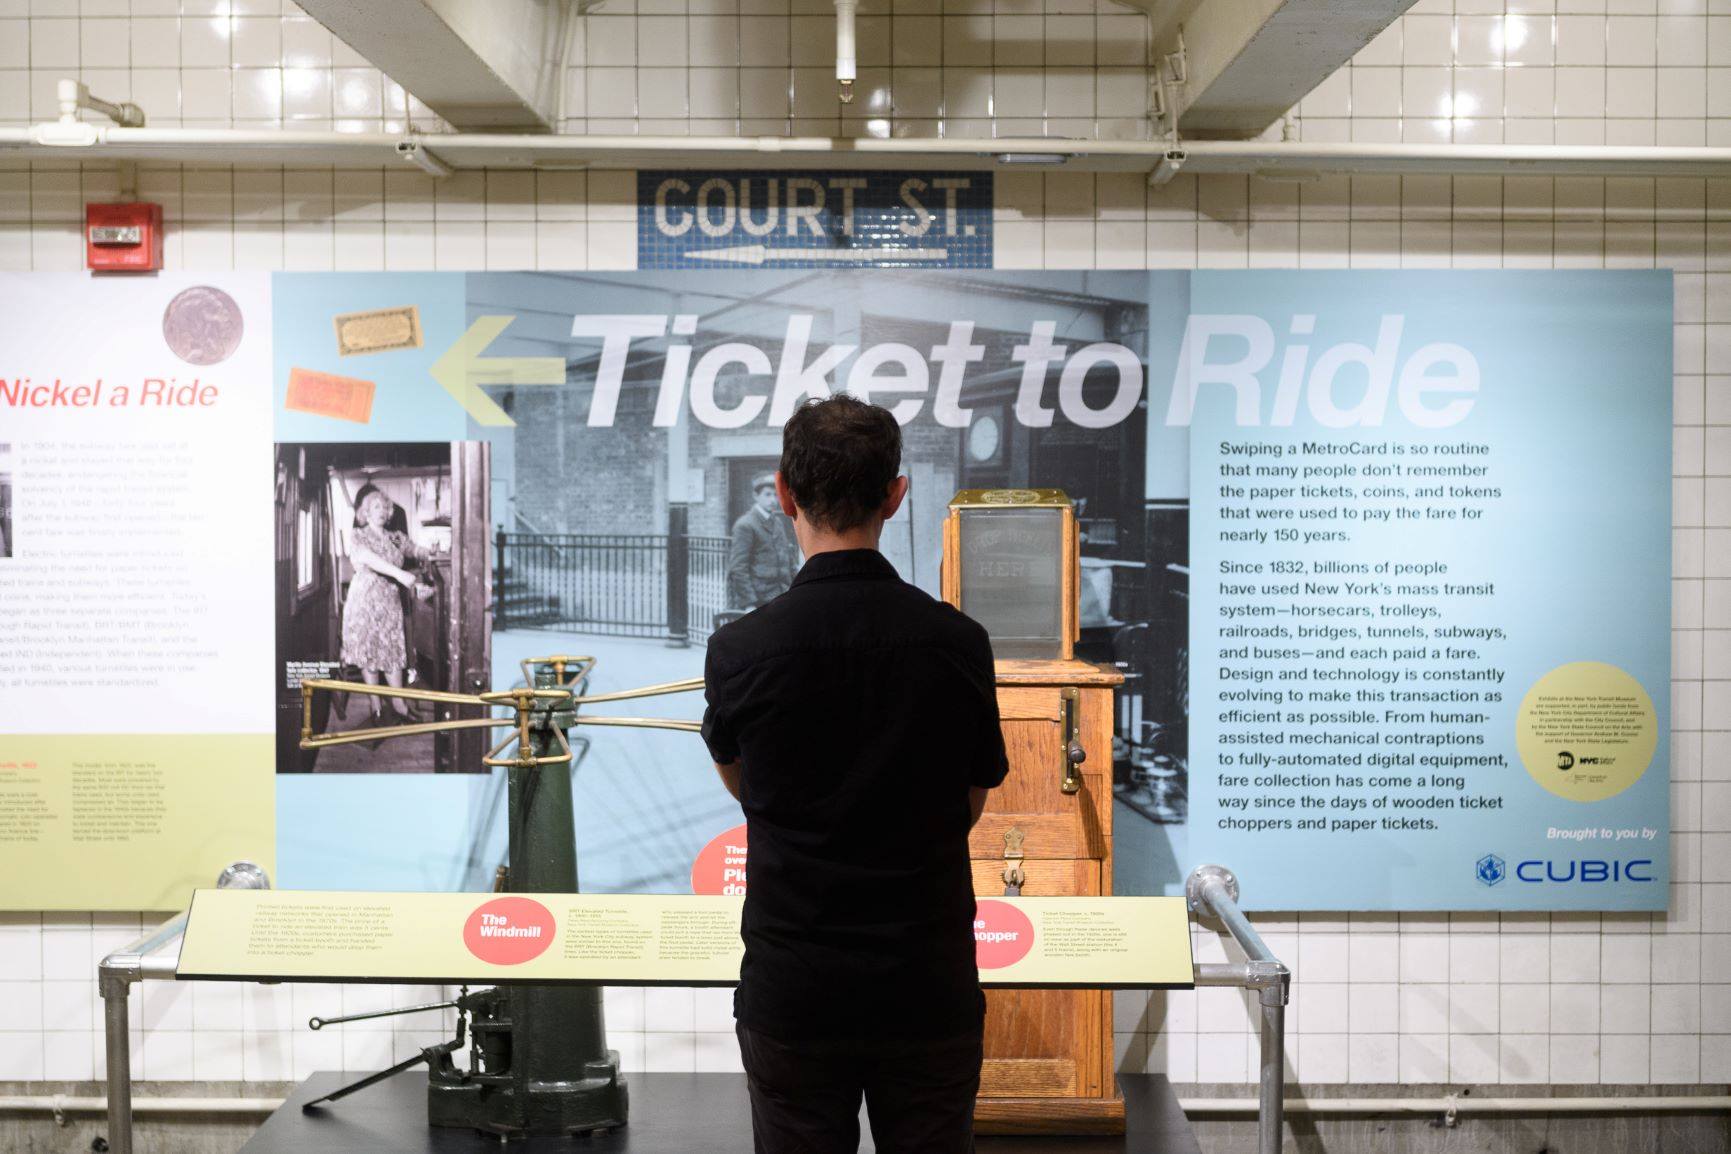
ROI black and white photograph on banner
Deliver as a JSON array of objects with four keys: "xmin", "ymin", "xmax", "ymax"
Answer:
[
  {"xmin": 466, "ymin": 270, "xmax": 1187, "ymax": 893},
  {"xmin": 0, "ymin": 443, "xmax": 12, "ymax": 559},
  {"xmin": 273, "ymin": 440, "xmax": 491, "ymax": 774}
]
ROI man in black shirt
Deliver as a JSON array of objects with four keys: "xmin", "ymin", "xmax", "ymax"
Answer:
[{"xmin": 701, "ymin": 396, "xmax": 1009, "ymax": 1154}]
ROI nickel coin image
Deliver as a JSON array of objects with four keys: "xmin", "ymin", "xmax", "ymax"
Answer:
[{"xmin": 162, "ymin": 285, "xmax": 244, "ymax": 366}]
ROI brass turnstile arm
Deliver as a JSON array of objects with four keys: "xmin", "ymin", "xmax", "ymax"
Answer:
[{"xmin": 297, "ymin": 659, "xmax": 707, "ymax": 763}]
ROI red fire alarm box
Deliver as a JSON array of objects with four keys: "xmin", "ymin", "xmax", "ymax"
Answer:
[{"xmin": 86, "ymin": 202, "xmax": 163, "ymax": 272}]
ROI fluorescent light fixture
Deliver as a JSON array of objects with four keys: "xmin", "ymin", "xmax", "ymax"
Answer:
[
  {"xmin": 996, "ymin": 152, "xmax": 1071, "ymax": 166},
  {"xmin": 1150, "ymin": 148, "xmax": 1187, "ymax": 186},
  {"xmin": 397, "ymin": 139, "xmax": 453, "ymax": 178}
]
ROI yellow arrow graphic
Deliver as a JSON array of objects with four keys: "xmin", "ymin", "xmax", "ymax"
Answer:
[{"xmin": 430, "ymin": 316, "xmax": 566, "ymax": 427}]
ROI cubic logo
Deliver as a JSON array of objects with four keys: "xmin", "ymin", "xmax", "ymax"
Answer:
[
  {"xmin": 1513, "ymin": 859, "xmax": 1656, "ymax": 884},
  {"xmin": 1475, "ymin": 854, "xmax": 1506, "ymax": 887}
]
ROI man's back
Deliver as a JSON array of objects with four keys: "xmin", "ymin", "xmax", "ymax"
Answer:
[{"xmin": 702, "ymin": 548, "xmax": 1008, "ymax": 1041}]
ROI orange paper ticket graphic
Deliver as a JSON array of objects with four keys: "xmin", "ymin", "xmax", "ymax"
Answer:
[{"xmin": 285, "ymin": 367, "xmax": 375, "ymax": 423}]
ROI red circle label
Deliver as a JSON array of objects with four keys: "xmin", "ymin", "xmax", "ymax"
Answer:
[
  {"xmin": 973, "ymin": 899, "xmax": 1035, "ymax": 969},
  {"xmin": 690, "ymin": 823, "xmax": 748, "ymax": 895},
  {"xmin": 462, "ymin": 896, "xmax": 555, "ymax": 966}
]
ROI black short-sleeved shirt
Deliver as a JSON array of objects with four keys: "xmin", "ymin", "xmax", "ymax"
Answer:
[{"xmin": 701, "ymin": 548, "xmax": 1009, "ymax": 1041}]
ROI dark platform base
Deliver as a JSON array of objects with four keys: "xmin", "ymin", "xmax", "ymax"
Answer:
[
  {"xmin": 427, "ymin": 1062, "xmax": 628, "ymax": 1137},
  {"xmin": 243, "ymin": 1071, "xmax": 1199, "ymax": 1154}
]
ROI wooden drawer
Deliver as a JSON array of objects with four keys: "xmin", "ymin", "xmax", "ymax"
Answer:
[
  {"xmin": 969, "ymin": 783, "xmax": 1108, "ymax": 861},
  {"xmin": 997, "ymin": 686, "xmax": 1064, "ymax": 720}
]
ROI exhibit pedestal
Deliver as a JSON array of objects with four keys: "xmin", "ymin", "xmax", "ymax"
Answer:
[
  {"xmin": 110, "ymin": 876, "xmax": 1280, "ymax": 1154},
  {"xmin": 972, "ymin": 659, "xmax": 1126, "ymax": 1134},
  {"xmin": 239, "ymin": 1072, "xmax": 1200, "ymax": 1154}
]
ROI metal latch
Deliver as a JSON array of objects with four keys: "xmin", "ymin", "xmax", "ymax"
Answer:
[
  {"xmin": 1002, "ymin": 826, "xmax": 1025, "ymax": 895},
  {"xmin": 1061, "ymin": 687, "xmax": 1084, "ymax": 794}
]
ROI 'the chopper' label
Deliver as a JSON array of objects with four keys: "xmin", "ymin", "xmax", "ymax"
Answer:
[{"xmin": 973, "ymin": 899, "xmax": 1035, "ymax": 969}]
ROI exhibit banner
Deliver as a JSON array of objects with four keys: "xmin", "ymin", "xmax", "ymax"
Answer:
[
  {"xmin": 176, "ymin": 889, "xmax": 1195, "ymax": 989},
  {"xmin": 0, "ymin": 273, "xmax": 275, "ymax": 910},
  {"xmin": 0, "ymin": 268, "xmax": 1670, "ymax": 914},
  {"xmin": 270, "ymin": 270, "xmax": 1172, "ymax": 907},
  {"xmin": 1183, "ymin": 271, "xmax": 1672, "ymax": 910}
]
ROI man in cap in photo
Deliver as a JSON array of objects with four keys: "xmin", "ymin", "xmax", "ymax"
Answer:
[{"xmin": 726, "ymin": 472, "xmax": 799, "ymax": 610}]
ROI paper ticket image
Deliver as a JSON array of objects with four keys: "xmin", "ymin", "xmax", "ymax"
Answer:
[
  {"xmin": 285, "ymin": 366, "xmax": 376, "ymax": 423},
  {"xmin": 334, "ymin": 305, "xmax": 423, "ymax": 356}
]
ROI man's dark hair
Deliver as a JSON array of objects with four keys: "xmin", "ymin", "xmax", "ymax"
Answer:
[{"xmin": 779, "ymin": 395, "xmax": 902, "ymax": 531}]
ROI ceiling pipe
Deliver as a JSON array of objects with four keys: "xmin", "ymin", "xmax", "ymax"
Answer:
[
  {"xmin": 58, "ymin": 79, "xmax": 145, "ymax": 129},
  {"xmin": 29, "ymin": 79, "xmax": 145, "ymax": 147},
  {"xmin": 835, "ymin": 0, "xmax": 858, "ymax": 105},
  {"xmin": 5, "ymin": 126, "xmax": 1731, "ymax": 177}
]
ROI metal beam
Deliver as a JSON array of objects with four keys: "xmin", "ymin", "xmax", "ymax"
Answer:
[
  {"xmin": 295, "ymin": 0, "xmax": 565, "ymax": 131},
  {"xmin": 1165, "ymin": 0, "xmax": 1418, "ymax": 140}
]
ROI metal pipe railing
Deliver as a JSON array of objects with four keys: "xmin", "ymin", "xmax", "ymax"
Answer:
[
  {"xmin": 98, "ymin": 913, "xmax": 188, "ymax": 1154},
  {"xmin": 1187, "ymin": 864, "xmax": 1291, "ymax": 1154},
  {"xmin": 11, "ymin": 1092, "xmax": 1731, "ymax": 1124}
]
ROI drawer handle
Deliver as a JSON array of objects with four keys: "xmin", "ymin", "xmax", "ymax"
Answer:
[{"xmin": 1061, "ymin": 688, "xmax": 1084, "ymax": 794}]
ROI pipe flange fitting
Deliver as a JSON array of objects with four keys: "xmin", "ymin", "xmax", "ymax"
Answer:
[
  {"xmin": 1185, "ymin": 863, "xmax": 1239, "ymax": 914},
  {"xmin": 216, "ymin": 861, "xmax": 271, "ymax": 891}
]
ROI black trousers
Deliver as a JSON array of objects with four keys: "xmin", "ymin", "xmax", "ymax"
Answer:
[{"xmin": 736, "ymin": 1023, "xmax": 983, "ymax": 1154}]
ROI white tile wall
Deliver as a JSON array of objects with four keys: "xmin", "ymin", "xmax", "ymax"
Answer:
[
  {"xmin": 1, "ymin": 0, "xmax": 1729, "ymax": 1091},
  {"xmin": 0, "ymin": 0, "xmax": 436, "ymax": 132},
  {"xmin": 0, "ymin": 0, "xmax": 1156, "ymax": 140},
  {"xmin": 1300, "ymin": 0, "xmax": 1731, "ymax": 149}
]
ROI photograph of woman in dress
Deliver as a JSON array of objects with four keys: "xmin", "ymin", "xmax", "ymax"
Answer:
[
  {"xmin": 343, "ymin": 483, "xmax": 436, "ymax": 727},
  {"xmin": 273, "ymin": 441, "xmax": 491, "ymax": 773}
]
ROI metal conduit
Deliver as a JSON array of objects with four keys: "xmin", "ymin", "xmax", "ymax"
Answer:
[{"xmin": 6, "ymin": 126, "xmax": 1731, "ymax": 176}]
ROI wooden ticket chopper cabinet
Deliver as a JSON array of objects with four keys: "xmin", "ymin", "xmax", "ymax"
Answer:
[{"xmin": 941, "ymin": 489, "xmax": 1125, "ymax": 1135}]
